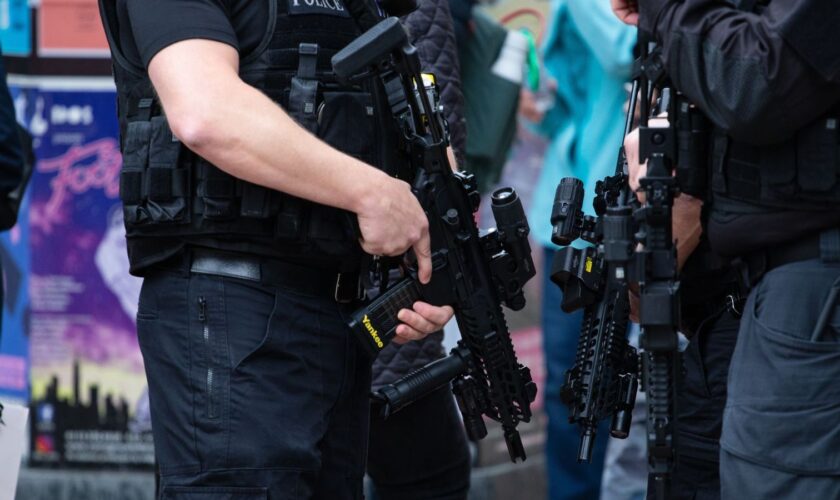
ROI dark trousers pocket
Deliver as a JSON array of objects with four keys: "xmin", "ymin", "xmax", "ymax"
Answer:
[
  {"xmin": 722, "ymin": 260, "xmax": 840, "ymax": 475},
  {"xmin": 162, "ymin": 486, "xmax": 267, "ymax": 500}
]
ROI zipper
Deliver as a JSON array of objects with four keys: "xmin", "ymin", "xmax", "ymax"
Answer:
[{"xmin": 198, "ymin": 296, "xmax": 217, "ymax": 419}]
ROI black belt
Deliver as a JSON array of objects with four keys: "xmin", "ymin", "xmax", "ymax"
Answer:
[
  {"xmin": 743, "ymin": 231, "xmax": 824, "ymax": 286},
  {"xmin": 162, "ymin": 248, "xmax": 363, "ymax": 302}
]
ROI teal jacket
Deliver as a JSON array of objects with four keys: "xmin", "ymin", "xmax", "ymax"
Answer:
[{"xmin": 528, "ymin": 0, "xmax": 636, "ymax": 249}]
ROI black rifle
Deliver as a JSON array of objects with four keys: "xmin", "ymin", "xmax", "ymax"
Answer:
[
  {"xmin": 634, "ymin": 44, "xmax": 682, "ymax": 500},
  {"xmin": 332, "ymin": 17, "xmax": 538, "ymax": 462},
  {"xmin": 549, "ymin": 80, "xmax": 641, "ymax": 463},
  {"xmin": 553, "ymin": 40, "xmax": 708, "ymax": 496}
]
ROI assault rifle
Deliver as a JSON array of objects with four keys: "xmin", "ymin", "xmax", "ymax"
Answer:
[
  {"xmin": 332, "ymin": 17, "xmax": 538, "ymax": 461},
  {"xmin": 549, "ymin": 80, "xmax": 641, "ymax": 463},
  {"xmin": 553, "ymin": 38, "xmax": 710, "ymax": 495}
]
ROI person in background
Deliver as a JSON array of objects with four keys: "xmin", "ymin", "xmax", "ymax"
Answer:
[
  {"xmin": 0, "ymin": 48, "xmax": 26, "ymax": 424},
  {"xmin": 520, "ymin": 2, "xmax": 635, "ymax": 498}
]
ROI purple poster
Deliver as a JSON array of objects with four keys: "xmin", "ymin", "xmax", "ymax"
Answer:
[{"xmin": 12, "ymin": 77, "xmax": 153, "ymax": 468}]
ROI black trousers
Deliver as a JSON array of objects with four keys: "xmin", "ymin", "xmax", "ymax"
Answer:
[
  {"xmin": 647, "ymin": 308, "xmax": 741, "ymax": 500},
  {"xmin": 139, "ymin": 265, "xmax": 371, "ymax": 500},
  {"xmin": 367, "ymin": 384, "xmax": 471, "ymax": 500},
  {"xmin": 721, "ymin": 258, "xmax": 840, "ymax": 498}
]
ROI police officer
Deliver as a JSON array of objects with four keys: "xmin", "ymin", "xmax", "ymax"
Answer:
[
  {"xmin": 613, "ymin": 0, "xmax": 840, "ymax": 497},
  {"xmin": 98, "ymin": 1, "xmax": 455, "ymax": 498}
]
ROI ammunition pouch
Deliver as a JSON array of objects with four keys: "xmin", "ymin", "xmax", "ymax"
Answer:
[{"xmin": 711, "ymin": 114, "xmax": 840, "ymax": 212}]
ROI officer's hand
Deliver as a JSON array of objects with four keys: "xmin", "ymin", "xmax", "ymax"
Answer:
[
  {"xmin": 673, "ymin": 194, "xmax": 703, "ymax": 270},
  {"xmin": 393, "ymin": 302, "xmax": 455, "ymax": 344},
  {"xmin": 628, "ymin": 194, "xmax": 702, "ymax": 321},
  {"xmin": 447, "ymin": 146, "xmax": 459, "ymax": 171},
  {"xmin": 624, "ymin": 127, "xmax": 647, "ymax": 202},
  {"xmin": 624, "ymin": 118, "xmax": 670, "ymax": 203},
  {"xmin": 629, "ymin": 283, "xmax": 641, "ymax": 323},
  {"xmin": 611, "ymin": 0, "xmax": 639, "ymax": 25},
  {"xmin": 357, "ymin": 174, "xmax": 433, "ymax": 284}
]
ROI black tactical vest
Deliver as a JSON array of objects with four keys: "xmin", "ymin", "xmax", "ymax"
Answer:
[
  {"xmin": 710, "ymin": 113, "xmax": 840, "ymax": 213},
  {"xmin": 99, "ymin": 0, "xmax": 402, "ymax": 272},
  {"xmin": 710, "ymin": 0, "xmax": 840, "ymax": 214}
]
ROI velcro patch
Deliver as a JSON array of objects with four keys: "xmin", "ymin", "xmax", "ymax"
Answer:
[{"xmin": 288, "ymin": 0, "xmax": 351, "ymax": 17}]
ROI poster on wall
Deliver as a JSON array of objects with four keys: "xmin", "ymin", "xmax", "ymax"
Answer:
[
  {"xmin": 0, "ymin": 0, "xmax": 32, "ymax": 56},
  {"xmin": 10, "ymin": 76, "xmax": 153, "ymax": 468},
  {"xmin": 38, "ymin": 0, "xmax": 109, "ymax": 58}
]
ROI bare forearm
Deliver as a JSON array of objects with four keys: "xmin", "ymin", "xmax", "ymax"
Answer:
[
  {"xmin": 186, "ymin": 83, "xmax": 380, "ymax": 213},
  {"xmin": 672, "ymin": 193, "xmax": 703, "ymax": 271},
  {"xmin": 150, "ymin": 40, "xmax": 383, "ymax": 216}
]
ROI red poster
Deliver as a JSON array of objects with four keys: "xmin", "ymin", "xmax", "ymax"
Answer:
[{"xmin": 38, "ymin": 0, "xmax": 109, "ymax": 58}]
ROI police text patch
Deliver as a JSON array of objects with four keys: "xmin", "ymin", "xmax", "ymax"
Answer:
[{"xmin": 288, "ymin": 0, "xmax": 351, "ymax": 17}]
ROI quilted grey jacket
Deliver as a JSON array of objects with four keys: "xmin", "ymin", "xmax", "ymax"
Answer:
[
  {"xmin": 371, "ymin": 0, "xmax": 465, "ymax": 390},
  {"xmin": 404, "ymin": 0, "xmax": 466, "ymax": 158}
]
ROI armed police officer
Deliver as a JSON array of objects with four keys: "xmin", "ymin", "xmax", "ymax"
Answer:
[
  {"xmin": 98, "ymin": 0, "xmax": 455, "ymax": 498},
  {"xmin": 612, "ymin": 0, "xmax": 840, "ymax": 498}
]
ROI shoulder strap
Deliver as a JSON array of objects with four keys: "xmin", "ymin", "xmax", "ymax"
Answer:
[
  {"xmin": 343, "ymin": 0, "xmax": 384, "ymax": 31},
  {"xmin": 97, "ymin": 0, "xmax": 145, "ymax": 75}
]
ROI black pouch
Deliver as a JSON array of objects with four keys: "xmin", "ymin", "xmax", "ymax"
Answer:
[
  {"xmin": 120, "ymin": 120, "xmax": 151, "ymax": 225},
  {"xmin": 317, "ymin": 90, "xmax": 376, "ymax": 161},
  {"xmin": 759, "ymin": 141, "xmax": 796, "ymax": 200},
  {"xmin": 796, "ymin": 117, "xmax": 839, "ymax": 194},
  {"xmin": 198, "ymin": 160, "xmax": 239, "ymax": 221},
  {"xmin": 120, "ymin": 117, "xmax": 191, "ymax": 226},
  {"xmin": 304, "ymin": 89, "xmax": 378, "ymax": 256},
  {"xmin": 146, "ymin": 116, "xmax": 190, "ymax": 223}
]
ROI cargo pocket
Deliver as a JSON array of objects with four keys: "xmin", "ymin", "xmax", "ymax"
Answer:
[
  {"xmin": 722, "ymin": 271, "xmax": 840, "ymax": 474},
  {"xmin": 161, "ymin": 486, "xmax": 267, "ymax": 500},
  {"xmin": 190, "ymin": 278, "xmax": 231, "ymax": 470}
]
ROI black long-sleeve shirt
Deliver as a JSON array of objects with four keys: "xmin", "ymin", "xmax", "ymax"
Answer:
[
  {"xmin": 640, "ymin": 0, "xmax": 840, "ymax": 145},
  {"xmin": 640, "ymin": 0, "xmax": 840, "ymax": 256}
]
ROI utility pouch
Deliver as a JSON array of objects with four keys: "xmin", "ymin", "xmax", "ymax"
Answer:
[
  {"xmin": 306, "ymin": 89, "xmax": 377, "ymax": 256},
  {"xmin": 318, "ymin": 90, "xmax": 376, "ymax": 161},
  {"xmin": 120, "ymin": 115, "xmax": 190, "ymax": 226},
  {"xmin": 197, "ymin": 159, "xmax": 238, "ymax": 221},
  {"xmin": 796, "ymin": 117, "xmax": 839, "ymax": 193}
]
